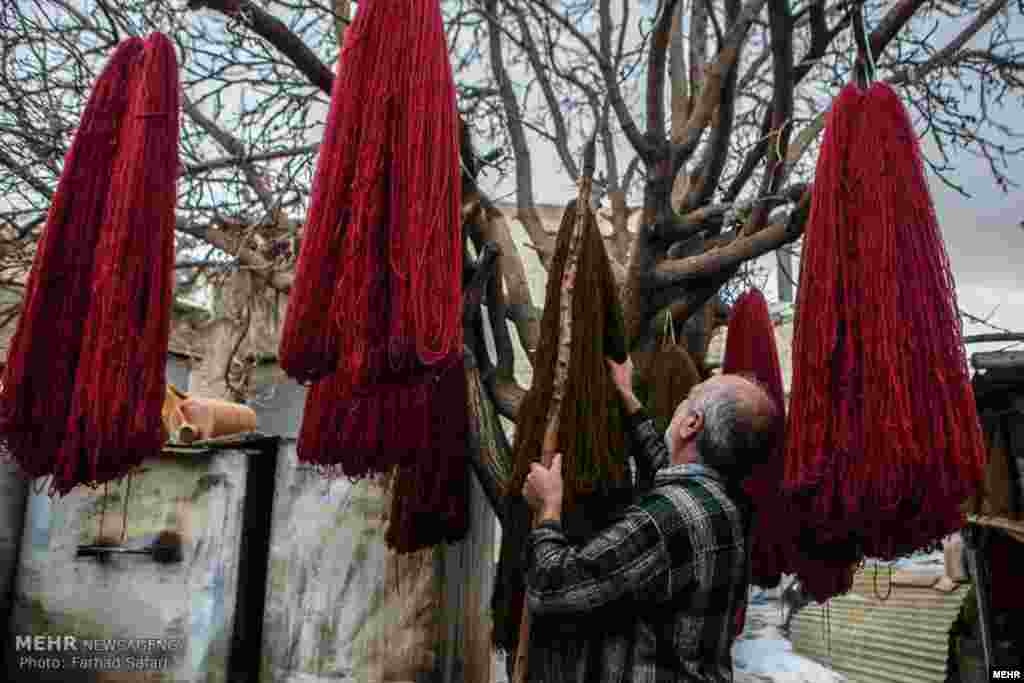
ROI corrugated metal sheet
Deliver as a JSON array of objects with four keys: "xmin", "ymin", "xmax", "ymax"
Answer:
[{"xmin": 790, "ymin": 567, "xmax": 968, "ymax": 683}]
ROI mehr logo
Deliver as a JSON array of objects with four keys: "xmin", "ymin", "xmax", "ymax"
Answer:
[
  {"xmin": 15, "ymin": 636, "xmax": 78, "ymax": 652},
  {"xmin": 992, "ymin": 671, "xmax": 1022, "ymax": 680},
  {"xmin": 15, "ymin": 635, "xmax": 183, "ymax": 653}
]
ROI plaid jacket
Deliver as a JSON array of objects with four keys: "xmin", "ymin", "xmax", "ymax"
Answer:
[{"xmin": 525, "ymin": 408, "xmax": 751, "ymax": 682}]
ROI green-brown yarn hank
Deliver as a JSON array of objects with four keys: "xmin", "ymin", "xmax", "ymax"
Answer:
[
  {"xmin": 633, "ymin": 321, "xmax": 703, "ymax": 434},
  {"xmin": 507, "ymin": 198, "xmax": 629, "ymax": 508}
]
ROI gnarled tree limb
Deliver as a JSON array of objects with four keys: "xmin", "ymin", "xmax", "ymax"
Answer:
[
  {"xmin": 670, "ymin": 0, "xmax": 770, "ymax": 171},
  {"xmin": 186, "ymin": 0, "xmax": 335, "ymax": 94},
  {"xmin": 485, "ymin": 0, "xmax": 552, "ymax": 268},
  {"xmin": 678, "ymin": 0, "xmax": 743, "ymax": 214}
]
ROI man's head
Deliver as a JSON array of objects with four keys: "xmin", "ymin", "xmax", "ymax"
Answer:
[{"xmin": 664, "ymin": 374, "xmax": 781, "ymax": 477}]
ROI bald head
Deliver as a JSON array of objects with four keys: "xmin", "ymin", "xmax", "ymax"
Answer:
[{"xmin": 665, "ymin": 374, "xmax": 781, "ymax": 475}]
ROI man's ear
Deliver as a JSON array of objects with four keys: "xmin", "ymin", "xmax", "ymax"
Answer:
[{"xmin": 678, "ymin": 410, "xmax": 703, "ymax": 440}]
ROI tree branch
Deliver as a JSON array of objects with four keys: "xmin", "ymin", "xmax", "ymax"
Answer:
[
  {"xmin": 463, "ymin": 242, "xmax": 500, "ymax": 319},
  {"xmin": 514, "ymin": 11, "xmax": 579, "ymax": 181},
  {"xmin": 689, "ymin": 0, "xmax": 710, "ymax": 112},
  {"xmin": 724, "ymin": 0, "xmax": 840, "ymax": 203},
  {"xmin": 0, "ymin": 147, "xmax": 53, "ymax": 199},
  {"xmin": 671, "ymin": 0, "xmax": 770, "ymax": 173},
  {"xmin": 963, "ymin": 333, "xmax": 1024, "ymax": 345},
  {"xmin": 669, "ymin": 182, "xmax": 807, "ymax": 240},
  {"xmin": 724, "ymin": 0, "xmax": 932, "ymax": 204},
  {"xmin": 679, "ymin": 0, "xmax": 743, "ymax": 213},
  {"xmin": 484, "ymin": 0, "xmax": 551, "ymax": 263},
  {"xmin": 890, "ymin": 0, "xmax": 1011, "ymax": 86},
  {"xmin": 744, "ymin": 0, "xmax": 794, "ymax": 234},
  {"xmin": 175, "ymin": 217, "xmax": 294, "ymax": 292},
  {"xmin": 182, "ymin": 144, "xmax": 319, "ymax": 177},
  {"xmin": 186, "ymin": 0, "xmax": 335, "ymax": 94},
  {"xmin": 654, "ymin": 189, "xmax": 810, "ymax": 285},
  {"xmin": 182, "ymin": 96, "xmax": 277, "ymax": 215},
  {"xmin": 522, "ymin": 0, "xmax": 654, "ymax": 160},
  {"xmin": 469, "ymin": 198, "xmax": 542, "ymax": 360},
  {"xmin": 869, "ymin": 0, "xmax": 930, "ymax": 57},
  {"xmin": 669, "ymin": 2, "xmax": 691, "ymax": 130},
  {"xmin": 647, "ymin": 0, "xmax": 683, "ymax": 144}
]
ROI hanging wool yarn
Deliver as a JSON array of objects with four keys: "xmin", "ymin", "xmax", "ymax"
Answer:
[
  {"xmin": 385, "ymin": 352, "xmax": 470, "ymax": 554},
  {"xmin": 721, "ymin": 289, "xmax": 790, "ymax": 589},
  {"xmin": 53, "ymin": 33, "xmax": 180, "ymax": 495},
  {"xmin": 0, "ymin": 37, "xmax": 144, "ymax": 485},
  {"xmin": 494, "ymin": 194, "xmax": 631, "ymax": 680},
  {"xmin": 279, "ymin": 0, "xmax": 462, "ymax": 385},
  {"xmin": 783, "ymin": 81, "xmax": 986, "ymax": 596},
  {"xmin": 632, "ymin": 315, "xmax": 703, "ymax": 436},
  {"xmin": 290, "ymin": 0, "xmax": 462, "ymax": 470},
  {"xmin": 288, "ymin": 0, "xmax": 468, "ymax": 553},
  {"xmin": 507, "ymin": 199, "xmax": 629, "ymax": 506}
]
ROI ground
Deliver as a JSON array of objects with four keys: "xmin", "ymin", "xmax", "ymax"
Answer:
[
  {"xmin": 733, "ymin": 587, "xmax": 846, "ymax": 683},
  {"xmin": 492, "ymin": 585, "xmax": 846, "ymax": 683}
]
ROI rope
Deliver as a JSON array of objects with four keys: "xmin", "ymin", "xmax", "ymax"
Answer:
[
  {"xmin": 99, "ymin": 482, "xmax": 108, "ymax": 543},
  {"xmin": 873, "ymin": 560, "xmax": 894, "ymax": 601},
  {"xmin": 31, "ymin": 475, "xmax": 51, "ymax": 496},
  {"xmin": 120, "ymin": 470, "xmax": 133, "ymax": 544},
  {"xmin": 825, "ymin": 601, "xmax": 832, "ymax": 662}
]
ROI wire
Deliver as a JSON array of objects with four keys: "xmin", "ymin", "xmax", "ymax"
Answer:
[{"xmin": 850, "ymin": 1, "xmax": 876, "ymax": 87}]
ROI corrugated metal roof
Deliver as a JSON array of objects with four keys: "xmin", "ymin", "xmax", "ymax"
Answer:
[{"xmin": 790, "ymin": 566, "xmax": 968, "ymax": 683}]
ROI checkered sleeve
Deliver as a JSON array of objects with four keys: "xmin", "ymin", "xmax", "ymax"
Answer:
[
  {"xmin": 524, "ymin": 504, "xmax": 673, "ymax": 616},
  {"xmin": 625, "ymin": 407, "xmax": 670, "ymax": 490}
]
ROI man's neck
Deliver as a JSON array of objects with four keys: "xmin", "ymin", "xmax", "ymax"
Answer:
[{"xmin": 670, "ymin": 443, "xmax": 700, "ymax": 467}]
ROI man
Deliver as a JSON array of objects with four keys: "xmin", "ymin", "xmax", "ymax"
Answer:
[{"xmin": 521, "ymin": 356, "xmax": 780, "ymax": 682}]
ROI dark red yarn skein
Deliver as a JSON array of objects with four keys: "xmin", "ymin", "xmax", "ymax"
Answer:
[
  {"xmin": 721, "ymin": 289, "xmax": 792, "ymax": 589},
  {"xmin": 279, "ymin": 0, "xmax": 462, "ymax": 384},
  {"xmin": 782, "ymin": 82, "xmax": 986, "ymax": 600},
  {"xmin": 289, "ymin": 0, "xmax": 467, "ymax": 553},
  {"xmin": 52, "ymin": 33, "xmax": 180, "ymax": 495},
  {"xmin": 0, "ymin": 38, "xmax": 144, "ymax": 484}
]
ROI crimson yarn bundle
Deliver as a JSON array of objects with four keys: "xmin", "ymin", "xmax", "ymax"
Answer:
[
  {"xmin": 0, "ymin": 37, "xmax": 143, "ymax": 479},
  {"xmin": 386, "ymin": 354, "xmax": 470, "ymax": 554},
  {"xmin": 1, "ymin": 35, "xmax": 178, "ymax": 495},
  {"xmin": 783, "ymin": 81, "xmax": 986, "ymax": 598},
  {"xmin": 285, "ymin": 0, "xmax": 467, "ymax": 551},
  {"xmin": 721, "ymin": 289, "xmax": 791, "ymax": 590},
  {"xmin": 279, "ymin": 0, "xmax": 462, "ymax": 385},
  {"xmin": 55, "ymin": 34, "xmax": 180, "ymax": 495}
]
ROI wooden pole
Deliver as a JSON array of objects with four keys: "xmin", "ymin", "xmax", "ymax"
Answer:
[{"xmin": 511, "ymin": 173, "xmax": 593, "ymax": 683}]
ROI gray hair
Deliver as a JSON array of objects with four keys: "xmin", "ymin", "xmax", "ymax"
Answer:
[{"xmin": 690, "ymin": 383, "xmax": 776, "ymax": 477}]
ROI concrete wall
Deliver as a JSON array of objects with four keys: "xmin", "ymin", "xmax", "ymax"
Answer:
[
  {"xmin": 258, "ymin": 443, "xmax": 438, "ymax": 682},
  {"xmin": 0, "ymin": 461, "xmax": 27, "ymax": 636},
  {"xmin": 249, "ymin": 363, "xmax": 497, "ymax": 683},
  {"xmin": 0, "ymin": 353, "xmax": 193, "ymax": 676},
  {"xmin": 5, "ymin": 447, "xmax": 251, "ymax": 683}
]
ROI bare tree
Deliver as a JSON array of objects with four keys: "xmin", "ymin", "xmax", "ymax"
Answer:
[{"xmin": 1, "ymin": 0, "xmax": 1021, "ymax": 495}]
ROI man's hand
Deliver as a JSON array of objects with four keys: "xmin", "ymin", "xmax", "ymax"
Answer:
[
  {"xmin": 606, "ymin": 356, "xmax": 643, "ymax": 414},
  {"xmin": 522, "ymin": 453, "xmax": 563, "ymax": 522}
]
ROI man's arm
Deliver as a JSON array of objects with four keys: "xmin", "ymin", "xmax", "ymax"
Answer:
[
  {"xmin": 525, "ymin": 503, "xmax": 674, "ymax": 617},
  {"xmin": 625, "ymin": 405, "xmax": 671, "ymax": 491},
  {"xmin": 607, "ymin": 357, "xmax": 671, "ymax": 489}
]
